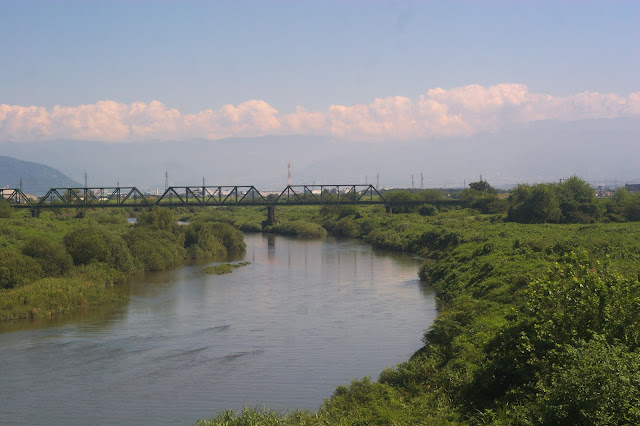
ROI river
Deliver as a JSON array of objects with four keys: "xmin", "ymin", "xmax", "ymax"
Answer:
[{"xmin": 0, "ymin": 233, "xmax": 437, "ymax": 425}]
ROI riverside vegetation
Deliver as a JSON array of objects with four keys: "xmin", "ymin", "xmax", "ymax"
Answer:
[
  {"xmin": 193, "ymin": 177, "xmax": 640, "ymax": 425},
  {"xmin": 0, "ymin": 206, "xmax": 245, "ymax": 320},
  {"xmin": 204, "ymin": 261, "xmax": 250, "ymax": 275},
  {"xmin": 2, "ymin": 176, "xmax": 640, "ymax": 424}
]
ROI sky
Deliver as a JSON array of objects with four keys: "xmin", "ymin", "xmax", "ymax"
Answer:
[{"xmin": 0, "ymin": 1, "xmax": 639, "ymax": 185}]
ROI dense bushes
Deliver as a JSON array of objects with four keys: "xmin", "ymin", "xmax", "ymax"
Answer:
[
  {"xmin": 469, "ymin": 252, "xmax": 640, "ymax": 422},
  {"xmin": 0, "ymin": 200, "xmax": 12, "ymax": 218},
  {"xmin": 123, "ymin": 227, "xmax": 186, "ymax": 271},
  {"xmin": 265, "ymin": 220, "xmax": 327, "ymax": 238},
  {"xmin": 0, "ymin": 207, "xmax": 246, "ymax": 319},
  {"xmin": 63, "ymin": 224, "xmax": 134, "ymax": 274},
  {"xmin": 22, "ymin": 236, "xmax": 74, "ymax": 277},
  {"xmin": 0, "ymin": 249, "xmax": 43, "ymax": 289},
  {"xmin": 507, "ymin": 176, "xmax": 608, "ymax": 224},
  {"xmin": 184, "ymin": 221, "xmax": 229, "ymax": 258}
]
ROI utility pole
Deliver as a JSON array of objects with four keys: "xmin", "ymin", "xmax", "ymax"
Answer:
[
  {"xmin": 411, "ymin": 174, "xmax": 414, "ymax": 188},
  {"xmin": 376, "ymin": 173, "xmax": 379, "ymax": 190},
  {"xmin": 420, "ymin": 173, "xmax": 424, "ymax": 189},
  {"xmin": 165, "ymin": 171, "xmax": 169, "ymax": 191},
  {"xmin": 84, "ymin": 171, "xmax": 88, "ymax": 188},
  {"xmin": 288, "ymin": 162, "xmax": 292, "ymax": 186}
]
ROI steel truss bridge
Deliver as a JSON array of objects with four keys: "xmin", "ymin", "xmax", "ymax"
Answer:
[{"xmin": 1, "ymin": 184, "xmax": 463, "ymax": 221}]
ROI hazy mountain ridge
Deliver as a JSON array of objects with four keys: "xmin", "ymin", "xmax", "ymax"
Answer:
[
  {"xmin": 1, "ymin": 117, "xmax": 638, "ymax": 190},
  {"xmin": 0, "ymin": 156, "xmax": 81, "ymax": 195}
]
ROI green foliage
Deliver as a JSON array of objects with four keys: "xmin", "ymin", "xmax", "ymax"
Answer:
[
  {"xmin": 137, "ymin": 206, "xmax": 178, "ymax": 231},
  {"xmin": 508, "ymin": 183, "xmax": 562, "ymax": 223},
  {"xmin": 0, "ymin": 249, "xmax": 43, "ymax": 289},
  {"xmin": 22, "ymin": 236, "xmax": 73, "ymax": 277},
  {"xmin": 471, "ymin": 251, "xmax": 640, "ymax": 418},
  {"xmin": 206, "ymin": 222, "xmax": 246, "ymax": 252},
  {"xmin": 535, "ymin": 337, "xmax": 640, "ymax": 425},
  {"xmin": 182, "ymin": 220, "xmax": 245, "ymax": 259},
  {"xmin": 556, "ymin": 175, "xmax": 602, "ymax": 223},
  {"xmin": 470, "ymin": 196, "xmax": 508, "ymax": 214},
  {"xmin": 417, "ymin": 189, "xmax": 446, "ymax": 202},
  {"xmin": 384, "ymin": 189, "xmax": 418, "ymax": 202},
  {"xmin": 265, "ymin": 220, "xmax": 327, "ymax": 238},
  {"xmin": 508, "ymin": 176, "xmax": 606, "ymax": 224},
  {"xmin": 123, "ymin": 227, "xmax": 186, "ymax": 271},
  {"xmin": 0, "ymin": 272, "xmax": 126, "ymax": 320},
  {"xmin": 468, "ymin": 180, "xmax": 497, "ymax": 194},
  {"xmin": 63, "ymin": 224, "xmax": 133, "ymax": 273},
  {"xmin": 0, "ymin": 200, "xmax": 12, "ymax": 218},
  {"xmin": 203, "ymin": 261, "xmax": 250, "ymax": 275},
  {"xmin": 95, "ymin": 210, "xmax": 129, "ymax": 225},
  {"xmin": 183, "ymin": 221, "xmax": 226, "ymax": 259},
  {"xmin": 418, "ymin": 203, "xmax": 438, "ymax": 216}
]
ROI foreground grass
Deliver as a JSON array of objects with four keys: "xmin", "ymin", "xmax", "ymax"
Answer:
[{"xmin": 0, "ymin": 267, "xmax": 126, "ymax": 320}]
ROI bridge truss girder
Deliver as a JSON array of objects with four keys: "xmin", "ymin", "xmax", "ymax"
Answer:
[{"xmin": 2, "ymin": 184, "xmax": 388, "ymax": 209}]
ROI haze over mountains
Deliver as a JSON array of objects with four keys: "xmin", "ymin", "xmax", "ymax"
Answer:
[
  {"xmin": 0, "ymin": 156, "xmax": 80, "ymax": 195},
  {"xmin": 1, "ymin": 117, "xmax": 638, "ymax": 192}
]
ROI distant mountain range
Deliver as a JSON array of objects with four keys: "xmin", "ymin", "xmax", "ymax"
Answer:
[
  {"xmin": 0, "ymin": 156, "xmax": 81, "ymax": 195},
  {"xmin": 0, "ymin": 117, "xmax": 638, "ymax": 191}
]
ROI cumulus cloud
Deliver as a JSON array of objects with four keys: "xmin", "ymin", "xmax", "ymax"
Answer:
[{"xmin": 1, "ymin": 84, "xmax": 639, "ymax": 143}]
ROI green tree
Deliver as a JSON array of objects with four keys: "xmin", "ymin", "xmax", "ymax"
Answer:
[
  {"xmin": 468, "ymin": 180, "xmax": 496, "ymax": 194},
  {"xmin": 137, "ymin": 206, "xmax": 178, "ymax": 232},
  {"xmin": 182, "ymin": 221, "xmax": 227, "ymax": 259},
  {"xmin": 507, "ymin": 183, "xmax": 562, "ymax": 223},
  {"xmin": 123, "ymin": 227, "xmax": 186, "ymax": 271},
  {"xmin": 556, "ymin": 176, "xmax": 601, "ymax": 223},
  {"xmin": 0, "ymin": 249, "xmax": 43, "ymax": 289},
  {"xmin": 63, "ymin": 225, "xmax": 133, "ymax": 273},
  {"xmin": 22, "ymin": 236, "xmax": 73, "ymax": 277}
]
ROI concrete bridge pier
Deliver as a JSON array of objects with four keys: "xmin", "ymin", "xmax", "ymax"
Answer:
[
  {"xmin": 30, "ymin": 209, "xmax": 40, "ymax": 218},
  {"xmin": 386, "ymin": 205, "xmax": 393, "ymax": 214},
  {"xmin": 262, "ymin": 205, "xmax": 280, "ymax": 229}
]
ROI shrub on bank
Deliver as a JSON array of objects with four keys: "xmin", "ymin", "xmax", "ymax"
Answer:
[
  {"xmin": 63, "ymin": 224, "xmax": 133, "ymax": 274},
  {"xmin": 123, "ymin": 227, "xmax": 186, "ymax": 271},
  {"xmin": 183, "ymin": 221, "xmax": 228, "ymax": 259},
  {"xmin": 0, "ymin": 273, "xmax": 126, "ymax": 320},
  {"xmin": 265, "ymin": 220, "xmax": 327, "ymax": 238},
  {"xmin": 0, "ymin": 249, "xmax": 43, "ymax": 289},
  {"xmin": 22, "ymin": 236, "xmax": 74, "ymax": 277}
]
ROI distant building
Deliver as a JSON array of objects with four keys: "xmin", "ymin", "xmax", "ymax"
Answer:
[{"xmin": 625, "ymin": 184, "xmax": 640, "ymax": 193}]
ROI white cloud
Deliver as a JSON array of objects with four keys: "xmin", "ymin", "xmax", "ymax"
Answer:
[{"xmin": 1, "ymin": 84, "xmax": 639, "ymax": 143}]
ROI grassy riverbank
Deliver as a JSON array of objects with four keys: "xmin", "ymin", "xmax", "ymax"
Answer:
[
  {"xmin": 193, "ymin": 200, "xmax": 640, "ymax": 424},
  {"xmin": 0, "ymin": 206, "xmax": 245, "ymax": 320}
]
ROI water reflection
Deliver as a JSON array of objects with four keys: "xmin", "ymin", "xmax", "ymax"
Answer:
[{"xmin": 0, "ymin": 233, "xmax": 437, "ymax": 425}]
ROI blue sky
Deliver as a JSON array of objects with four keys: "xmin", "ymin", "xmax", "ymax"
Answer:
[{"xmin": 1, "ymin": 0, "xmax": 638, "ymax": 143}]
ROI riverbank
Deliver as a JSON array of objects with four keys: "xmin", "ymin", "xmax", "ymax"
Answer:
[
  {"xmin": 194, "ymin": 205, "xmax": 640, "ymax": 424},
  {"xmin": 0, "ymin": 207, "xmax": 245, "ymax": 320}
]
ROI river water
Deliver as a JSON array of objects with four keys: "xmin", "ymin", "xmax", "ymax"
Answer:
[{"xmin": 0, "ymin": 233, "xmax": 437, "ymax": 425}]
